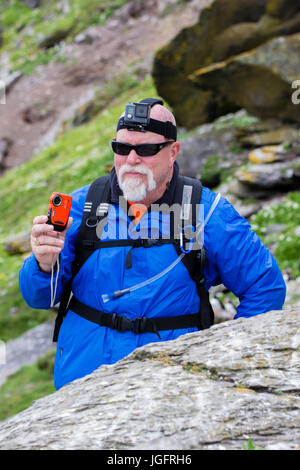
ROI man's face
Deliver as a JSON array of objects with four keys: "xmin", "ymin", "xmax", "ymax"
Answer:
[{"xmin": 114, "ymin": 128, "xmax": 179, "ymax": 203}]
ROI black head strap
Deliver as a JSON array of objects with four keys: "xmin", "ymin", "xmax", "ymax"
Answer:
[
  {"xmin": 117, "ymin": 98, "xmax": 177, "ymax": 141},
  {"xmin": 139, "ymin": 98, "xmax": 164, "ymax": 107}
]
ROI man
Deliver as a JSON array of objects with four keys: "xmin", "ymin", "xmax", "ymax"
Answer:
[{"xmin": 19, "ymin": 99, "xmax": 286, "ymax": 390}]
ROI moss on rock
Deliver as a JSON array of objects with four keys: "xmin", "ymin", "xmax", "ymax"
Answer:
[
  {"xmin": 153, "ymin": 0, "xmax": 269, "ymax": 113},
  {"xmin": 153, "ymin": 0, "xmax": 300, "ymax": 127},
  {"xmin": 189, "ymin": 34, "xmax": 300, "ymax": 125}
]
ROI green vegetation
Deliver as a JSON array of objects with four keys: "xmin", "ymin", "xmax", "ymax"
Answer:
[
  {"xmin": 212, "ymin": 110, "xmax": 261, "ymax": 130},
  {"xmin": 177, "ymin": 109, "xmax": 261, "ymax": 142},
  {"xmin": 0, "ymin": 349, "xmax": 56, "ymax": 421},
  {"xmin": 250, "ymin": 192, "xmax": 300, "ymax": 278},
  {"xmin": 183, "ymin": 362, "xmax": 220, "ymax": 380},
  {"xmin": 0, "ymin": 0, "xmax": 129, "ymax": 75},
  {"xmin": 200, "ymin": 154, "xmax": 222, "ymax": 188},
  {"xmin": 200, "ymin": 153, "xmax": 236, "ymax": 188},
  {"xmin": 242, "ymin": 439, "xmax": 264, "ymax": 450}
]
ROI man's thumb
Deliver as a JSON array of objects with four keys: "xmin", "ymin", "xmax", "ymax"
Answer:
[{"xmin": 63, "ymin": 216, "xmax": 73, "ymax": 234}]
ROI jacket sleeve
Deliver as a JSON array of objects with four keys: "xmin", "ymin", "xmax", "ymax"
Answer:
[
  {"xmin": 19, "ymin": 185, "xmax": 89, "ymax": 310},
  {"xmin": 202, "ymin": 191, "xmax": 286, "ymax": 319}
]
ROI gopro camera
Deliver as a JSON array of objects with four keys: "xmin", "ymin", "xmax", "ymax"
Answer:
[{"xmin": 124, "ymin": 102, "xmax": 151, "ymax": 130}]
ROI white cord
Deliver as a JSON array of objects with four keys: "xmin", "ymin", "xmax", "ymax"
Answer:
[
  {"xmin": 195, "ymin": 192, "xmax": 221, "ymax": 239},
  {"xmin": 50, "ymin": 254, "xmax": 60, "ymax": 308},
  {"xmin": 102, "ymin": 193, "xmax": 222, "ymax": 303}
]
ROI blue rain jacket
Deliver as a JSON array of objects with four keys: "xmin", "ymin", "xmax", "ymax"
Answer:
[{"xmin": 19, "ymin": 167, "xmax": 286, "ymax": 390}]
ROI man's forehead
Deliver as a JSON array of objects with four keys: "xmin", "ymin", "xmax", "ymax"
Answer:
[{"xmin": 116, "ymin": 127, "xmax": 166, "ymax": 143}]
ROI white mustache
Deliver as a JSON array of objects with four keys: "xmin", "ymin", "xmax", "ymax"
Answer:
[
  {"xmin": 117, "ymin": 163, "xmax": 156, "ymax": 201},
  {"xmin": 119, "ymin": 164, "xmax": 150, "ymax": 178}
]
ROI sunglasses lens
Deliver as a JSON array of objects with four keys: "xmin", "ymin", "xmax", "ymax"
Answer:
[
  {"xmin": 111, "ymin": 141, "xmax": 130, "ymax": 155},
  {"xmin": 112, "ymin": 141, "xmax": 172, "ymax": 157},
  {"xmin": 137, "ymin": 144, "xmax": 158, "ymax": 157}
]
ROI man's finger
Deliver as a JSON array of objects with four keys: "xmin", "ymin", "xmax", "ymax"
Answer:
[
  {"xmin": 32, "ymin": 223, "xmax": 54, "ymax": 237},
  {"xmin": 32, "ymin": 234, "xmax": 64, "ymax": 247},
  {"xmin": 33, "ymin": 215, "xmax": 49, "ymax": 225},
  {"xmin": 34, "ymin": 245, "xmax": 62, "ymax": 255}
]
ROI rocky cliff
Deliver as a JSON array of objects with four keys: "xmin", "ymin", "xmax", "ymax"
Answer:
[
  {"xmin": 153, "ymin": 0, "xmax": 300, "ymax": 127},
  {"xmin": 0, "ymin": 307, "xmax": 299, "ymax": 450}
]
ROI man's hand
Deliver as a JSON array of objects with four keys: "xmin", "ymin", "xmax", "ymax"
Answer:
[{"xmin": 31, "ymin": 215, "xmax": 73, "ymax": 273}]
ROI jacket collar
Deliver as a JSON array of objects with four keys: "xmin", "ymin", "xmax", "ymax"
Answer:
[{"xmin": 109, "ymin": 160, "xmax": 179, "ymax": 206}]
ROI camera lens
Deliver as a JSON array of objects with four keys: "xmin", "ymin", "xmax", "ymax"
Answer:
[
  {"xmin": 53, "ymin": 195, "xmax": 62, "ymax": 207},
  {"xmin": 135, "ymin": 104, "xmax": 148, "ymax": 118}
]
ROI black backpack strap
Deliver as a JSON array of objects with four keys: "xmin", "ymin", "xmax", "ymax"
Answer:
[
  {"xmin": 172, "ymin": 175, "xmax": 214, "ymax": 330},
  {"xmin": 69, "ymin": 296, "xmax": 201, "ymax": 339},
  {"xmin": 53, "ymin": 175, "xmax": 111, "ymax": 342},
  {"xmin": 73, "ymin": 175, "xmax": 111, "ymax": 276}
]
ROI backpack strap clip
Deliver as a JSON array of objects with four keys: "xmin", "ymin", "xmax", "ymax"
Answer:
[{"xmin": 85, "ymin": 216, "xmax": 99, "ymax": 228}]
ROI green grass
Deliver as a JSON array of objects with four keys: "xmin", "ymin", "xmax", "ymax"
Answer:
[
  {"xmin": 0, "ymin": 0, "xmax": 129, "ymax": 75},
  {"xmin": 0, "ymin": 349, "xmax": 56, "ymax": 422},
  {"xmin": 242, "ymin": 439, "xmax": 264, "ymax": 450},
  {"xmin": 250, "ymin": 192, "xmax": 300, "ymax": 278},
  {"xmin": 0, "ymin": 250, "xmax": 57, "ymax": 342},
  {"xmin": 212, "ymin": 109, "xmax": 261, "ymax": 130}
]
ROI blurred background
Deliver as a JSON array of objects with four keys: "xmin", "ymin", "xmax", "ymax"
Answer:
[{"xmin": 0, "ymin": 0, "xmax": 299, "ymax": 420}]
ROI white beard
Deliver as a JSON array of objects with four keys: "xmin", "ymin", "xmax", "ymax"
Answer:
[{"xmin": 118, "ymin": 164, "xmax": 156, "ymax": 202}]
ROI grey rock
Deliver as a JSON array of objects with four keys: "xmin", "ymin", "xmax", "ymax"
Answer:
[
  {"xmin": 74, "ymin": 33, "xmax": 94, "ymax": 45},
  {"xmin": 3, "ymin": 230, "xmax": 31, "ymax": 255},
  {"xmin": 235, "ymin": 158, "xmax": 300, "ymax": 189},
  {"xmin": 4, "ymin": 71, "xmax": 23, "ymax": 94},
  {"xmin": 177, "ymin": 127, "xmax": 248, "ymax": 186},
  {"xmin": 285, "ymin": 278, "xmax": 300, "ymax": 309},
  {"xmin": 265, "ymin": 223, "xmax": 286, "ymax": 235},
  {"xmin": 227, "ymin": 180, "xmax": 274, "ymax": 199},
  {"xmin": 118, "ymin": 0, "xmax": 158, "ymax": 21},
  {"xmin": 0, "ymin": 308, "xmax": 299, "ymax": 450},
  {"xmin": 239, "ymin": 126, "xmax": 299, "ymax": 147}
]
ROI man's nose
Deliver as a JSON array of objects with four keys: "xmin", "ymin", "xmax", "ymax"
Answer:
[{"xmin": 126, "ymin": 149, "xmax": 141, "ymax": 164}]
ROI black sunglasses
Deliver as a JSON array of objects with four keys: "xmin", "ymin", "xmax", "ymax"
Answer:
[{"xmin": 111, "ymin": 140, "xmax": 173, "ymax": 157}]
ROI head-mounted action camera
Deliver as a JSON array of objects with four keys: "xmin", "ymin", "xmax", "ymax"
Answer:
[
  {"xmin": 117, "ymin": 98, "xmax": 177, "ymax": 141},
  {"xmin": 124, "ymin": 102, "xmax": 151, "ymax": 128}
]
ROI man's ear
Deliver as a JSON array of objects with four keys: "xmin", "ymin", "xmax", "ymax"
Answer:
[{"xmin": 170, "ymin": 141, "xmax": 181, "ymax": 163}]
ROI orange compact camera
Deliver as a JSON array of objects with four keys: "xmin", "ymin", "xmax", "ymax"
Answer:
[{"xmin": 47, "ymin": 192, "xmax": 72, "ymax": 232}]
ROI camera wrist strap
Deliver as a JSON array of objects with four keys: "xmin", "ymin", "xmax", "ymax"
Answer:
[{"xmin": 50, "ymin": 255, "xmax": 60, "ymax": 308}]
